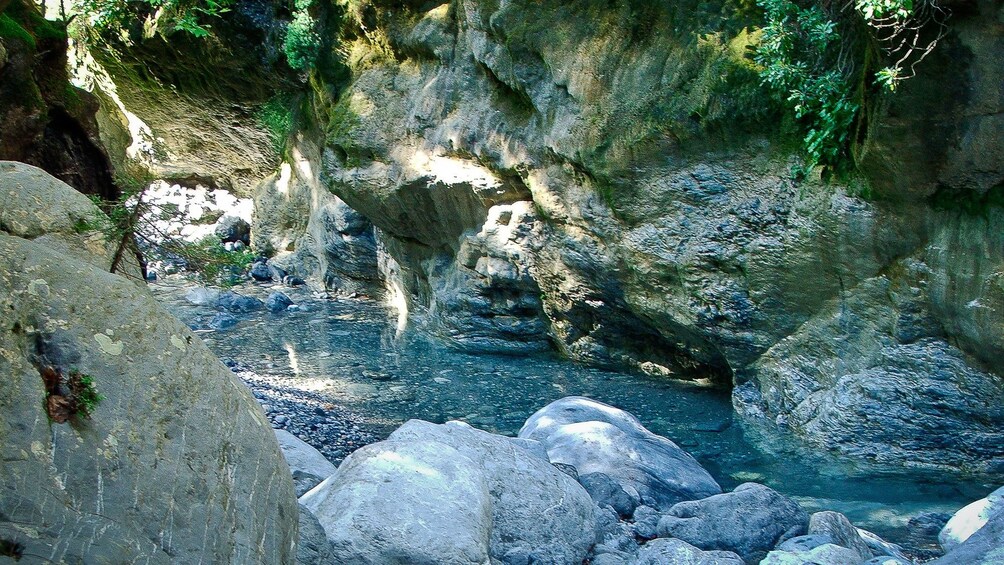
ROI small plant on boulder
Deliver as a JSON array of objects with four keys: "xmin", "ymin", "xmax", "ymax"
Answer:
[{"xmin": 40, "ymin": 365, "xmax": 105, "ymax": 423}]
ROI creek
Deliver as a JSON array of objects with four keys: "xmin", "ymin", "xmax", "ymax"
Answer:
[{"xmin": 150, "ymin": 276, "xmax": 993, "ymax": 551}]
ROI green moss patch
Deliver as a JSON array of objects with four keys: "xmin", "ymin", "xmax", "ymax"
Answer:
[{"xmin": 0, "ymin": 13, "xmax": 36, "ymax": 49}]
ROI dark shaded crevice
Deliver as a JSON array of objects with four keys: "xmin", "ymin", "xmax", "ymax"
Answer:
[
  {"xmin": 25, "ymin": 106, "xmax": 118, "ymax": 201},
  {"xmin": 555, "ymin": 298, "xmax": 735, "ymax": 388},
  {"xmin": 474, "ymin": 60, "xmax": 535, "ymax": 120}
]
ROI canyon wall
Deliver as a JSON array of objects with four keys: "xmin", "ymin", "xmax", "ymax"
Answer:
[{"xmin": 82, "ymin": 0, "xmax": 1004, "ymax": 473}]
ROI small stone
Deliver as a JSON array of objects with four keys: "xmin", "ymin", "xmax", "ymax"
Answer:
[
  {"xmin": 217, "ymin": 291, "xmax": 264, "ymax": 313},
  {"xmin": 266, "ymin": 291, "xmax": 294, "ymax": 313},
  {"xmin": 250, "ymin": 262, "xmax": 273, "ymax": 282},
  {"xmin": 207, "ymin": 313, "xmax": 238, "ymax": 331}
]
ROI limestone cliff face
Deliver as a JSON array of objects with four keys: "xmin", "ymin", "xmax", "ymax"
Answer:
[
  {"xmin": 0, "ymin": 162, "xmax": 298, "ymax": 563},
  {"xmin": 73, "ymin": 0, "xmax": 299, "ymax": 194},
  {"xmin": 253, "ymin": 135, "xmax": 381, "ymax": 294},
  {"xmin": 302, "ymin": 0, "xmax": 1003, "ymax": 472}
]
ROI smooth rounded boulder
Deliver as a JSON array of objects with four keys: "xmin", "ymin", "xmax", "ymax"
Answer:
[
  {"xmin": 302, "ymin": 437, "xmax": 492, "ymax": 564},
  {"xmin": 519, "ymin": 396, "xmax": 721, "ymax": 511},
  {"xmin": 808, "ymin": 510, "xmax": 872, "ymax": 562},
  {"xmin": 760, "ymin": 543, "xmax": 864, "ymax": 565},
  {"xmin": 633, "ymin": 538, "xmax": 744, "ymax": 565},
  {"xmin": 274, "ymin": 429, "xmax": 337, "ymax": 496},
  {"xmin": 301, "ymin": 419, "xmax": 595, "ymax": 565}
]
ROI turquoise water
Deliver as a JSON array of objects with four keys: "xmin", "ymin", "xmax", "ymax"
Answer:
[{"xmin": 150, "ymin": 278, "xmax": 997, "ymax": 549}]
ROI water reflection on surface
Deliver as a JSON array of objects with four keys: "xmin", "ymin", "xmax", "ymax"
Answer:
[{"xmin": 151, "ymin": 278, "xmax": 995, "ymax": 544}]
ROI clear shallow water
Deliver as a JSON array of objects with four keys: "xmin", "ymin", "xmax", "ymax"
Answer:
[{"xmin": 151, "ymin": 277, "xmax": 998, "ymax": 547}]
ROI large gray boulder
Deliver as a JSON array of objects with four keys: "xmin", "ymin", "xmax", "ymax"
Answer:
[
  {"xmin": 301, "ymin": 419, "xmax": 595, "ymax": 565},
  {"xmin": 0, "ymin": 163, "xmax": 297, "ymax": 563},
  {"xmin": 519, "ymin": 396, "xmax": 721, "ymax": 511},
  {"xmin": 301, "ymin": 434, "xmax": 492, "ymax": 564},
  {"xmin": 939, "ymin": 485, "xmax": 1004, "ymax": 552},
  {"xmin": 655, "ymin": 482, "xmax": 808, "ymax": 563},
  {"xmin": 0, "ymin": 161, "xmax": 143, "ymax": 280}
]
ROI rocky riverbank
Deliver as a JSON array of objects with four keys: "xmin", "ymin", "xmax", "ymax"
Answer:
[{"xmin": 280, "ymin": 395, "xmax": 1004, "ymax": 565}]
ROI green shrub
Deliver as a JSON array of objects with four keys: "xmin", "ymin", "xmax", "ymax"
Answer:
[
  {"xmin": 754, "ymin": 0, "xmax": 860, "ymax": 174},
  {"xmin": 78, "ymin": 0, "xmax": 232, "ymax": 37},
  {"xmin": 754, "ymin": 0, "xmax": 945, "ymax": 175},
  {"xmin": 284, "ymin": 9, "xmax": 320, "ymax": 70},
  {"xmin": 256, "ymin": 96, "xmax": 294, "ymax": 153},
  {"xmin": 70, "ymin": 371, "xmax": 104, "ymax": 418},
  {"xmin": 160, "ymin": 236, "xmax": 256, "ymax": 286}
]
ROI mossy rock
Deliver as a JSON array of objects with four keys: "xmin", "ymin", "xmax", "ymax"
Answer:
[{"xmin": 0, "ymin": 13, "xmax": 34, "ymax": 48}]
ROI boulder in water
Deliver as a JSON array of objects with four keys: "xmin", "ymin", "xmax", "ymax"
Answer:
[
  {"xmin": 519, "ymin": 396, "xmax": 721, "ymax": 511},
  {"xmin": 266, "ymin": 291, "xmax": 294, "ymax": 313},
  {"xmin": 808, "ymin": 510, "xmax": 872, "ymax": 562},
  {"xmin": 933, "ymin": 509, "xmax": 1004, "ymax": 564},
  {"xmin": 217, "ymin": 290, "xmax": 264, "ymax": 312},
  {"xmin": 655, "ymin": 482, "xmax": 808, "ymax": 563},
  {"xmin": 939, "ymin": 485, "xmax": 1004, "ymax": 552},
  {"xmin": 250, "ymin": 260, "xmax": 273, "ymax": 281}
]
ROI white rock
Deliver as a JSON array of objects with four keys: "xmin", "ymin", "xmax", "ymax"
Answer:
[
  {"xmin": 519, "ymin": 396, "xmax": 721, "ymax": 511},
  {"xmin": 939, "ymin": 485, "xmax": 1004, "ymax": 552}
]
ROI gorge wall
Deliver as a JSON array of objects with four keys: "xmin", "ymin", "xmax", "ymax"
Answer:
[
  {"xmin": 79, "ymin": 0, "xmax": 1003, "ymax": 474},
  {"xmin": 0, "ymin": 0, "xmax": 117, "ymax": 199}
]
